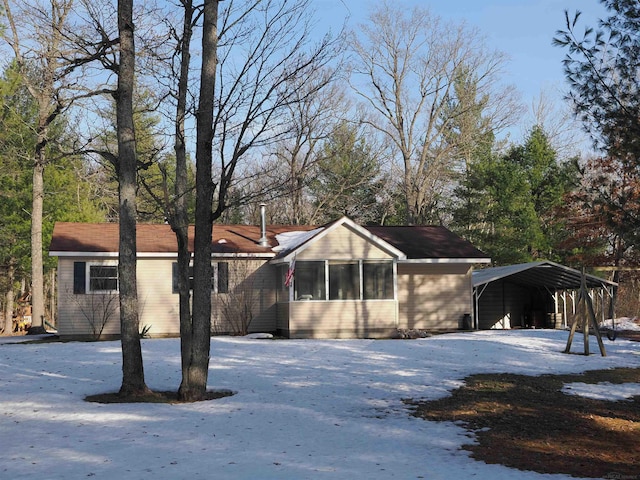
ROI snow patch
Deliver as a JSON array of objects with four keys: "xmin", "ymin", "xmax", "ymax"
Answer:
[
  {"xmin": 562, "ymin": 381, "xmax": 640, "ymax": 401},
  {"xmin": 243, "ymin": 333, "xmax": 274, "ymax": 339},
  {"xmin": 600, "ymin": 317, "xmax": 640, "ymax": 331},
  {"xmin": 272, "ymin": 228, "xmax": 323, "ymax": 253}
]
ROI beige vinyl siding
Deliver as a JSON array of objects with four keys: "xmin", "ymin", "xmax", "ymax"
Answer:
[
  {"xmin": 288, "ymin": 300, "xmax": 397, "ymax": 338},
  {"xmin": 56, "ymin": 257, "xmax": 180, "ymax": 338},
  {"xmin": 276, "ymin": 302, "xmax": 290, "ymax": 336},
  {"xmin": 56, "ymin": 257, "xmax": 123, "ymax": 338},
  {"xmin": 56, "ymin": 257, "xmax": 277, "ymax": 338},
  {"xmin": 298, "ymin": 224, "xmax": 393, "ymax": 260},
  {"xmin": 211, "ymin": 259, "xmax": 277, "ymax": 334},
  {"xmin": 397, "ymin": 263, "xmax": 473, "ymax": 330},
  {"xmin": 137, "ymin": 258, "xmax": 180, "ymax": 335},
  {"xmin": 275, "ymin": 224, "xmax": 399, "ymax": 338}
]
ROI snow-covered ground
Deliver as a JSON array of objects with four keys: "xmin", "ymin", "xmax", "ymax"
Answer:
[
  {"xmin": 600, "ymin": 316, "xmax": 640, "ymax": 331},
  {"xmin": 1, "ymin": 329, "xmax": 639, "ymax": 480}
]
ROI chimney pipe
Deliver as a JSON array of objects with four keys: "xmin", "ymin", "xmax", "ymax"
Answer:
[{"xmin": 258, "ymin": 203, "xmax": 269, "ymax": 247}]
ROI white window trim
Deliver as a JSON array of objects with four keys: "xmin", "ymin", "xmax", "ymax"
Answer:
[
  {"xmin": 86, "ymin": 261, "xmax": 119, "ymax": 294},
  {"xmin": 290, "ymin": 259, "xmax": 396, "ymax": 302}
]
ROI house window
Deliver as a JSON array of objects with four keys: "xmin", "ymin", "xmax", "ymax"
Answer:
[
  {"xmin": 286, "ymin": 260, "xmax": 394, "ymax": 302},
  {"xmin": 294, "ymin": 261, "xmax": 325, "ymax": 300},
  {"xmin": 172, "ymin": 262, "xmax": 229, "ymax": 294},
  {"xmin": 363, "ymin": 262, "xmax": 394, "ymax": 299},
  {"xmin": 73, "ymin": 262, "xmax": 119, "ymax": 294},
  {"xmin": 89, "ymin": 265, "xmax": 119, "ymax": 292},
  {"xmin": 329, "ymin": 262, "xmax": 360, "ymax": 300}
]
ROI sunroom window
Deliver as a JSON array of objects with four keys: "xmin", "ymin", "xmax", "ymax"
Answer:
[
  {"xmin": 363, "ymin": 262, "xmax": 394, "ymax": 299},
  {"xmin": 286, "ymin": 260, "xmax": 394, "ymax": 301},
  {"xmin": 294, "ymin": 261, "xmax": 325, "ymax": 300},
  {"xmin": 329, "ymin": 262, "xmax": 360, "ymax": 300}
]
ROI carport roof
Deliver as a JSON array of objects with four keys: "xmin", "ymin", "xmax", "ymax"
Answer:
[{"xmin": 472, "ymin": 261, "xmax": 617, "ymax": 290}]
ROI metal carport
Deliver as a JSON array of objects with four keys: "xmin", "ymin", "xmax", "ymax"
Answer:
[{"xmin": 472, "ymin": 261, "xmax": 617, "ymax": 330}]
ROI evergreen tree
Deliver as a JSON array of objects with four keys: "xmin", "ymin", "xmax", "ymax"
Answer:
[
  {"xmin": 554, "ymin": 0, "xmax": 640, "ymax": 163},
  {"xmin": 309, "ymin": 122, "xmax": 387, "ymax": 224},
  {"xmin": 0, "ymin": 63, "xmax": 105, "ymax": 334},
  {"xmin": 0, "ymin": 65, "xmax": 34, "ymax": 334},
  {"xmin": 90, "ymin": 91, "xmax": 186, "ymax": 223},
  {"xmin": 452, "ymin": 126, "xmax": 576, "ymax": 265},
  {"xmin": 555, "ymin": 0, "xmax": 640, "ymax": 312},
  {"xmin": 511, "ymin": 126, "xmax": 578, "ymax": 259}
]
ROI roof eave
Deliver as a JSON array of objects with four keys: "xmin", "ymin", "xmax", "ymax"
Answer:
[
  {"xmin": 50, "ymin": 251, "xmax": 276, "ymax": 259},
  {"xmin": 399, "ymin": 258, "xmax": 491, "ymax": 264}
]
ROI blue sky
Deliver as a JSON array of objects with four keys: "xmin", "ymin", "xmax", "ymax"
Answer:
[{"xmin": 316, "ymin": 0, "xmax": 607, "ymax": 113}]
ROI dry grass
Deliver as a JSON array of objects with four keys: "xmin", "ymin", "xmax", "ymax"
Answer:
[{"xmin": 406, "ymin": 366, "xmax": 640, "ymax": 478}]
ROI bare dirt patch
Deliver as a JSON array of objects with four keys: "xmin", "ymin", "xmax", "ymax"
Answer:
[
  {"xmin": 405, "ymin": 367, "xmax": 640, "ymax": 478},
  {"xmin": 85, "ymin": 389, "xmax": 234, "ymax": 404}
]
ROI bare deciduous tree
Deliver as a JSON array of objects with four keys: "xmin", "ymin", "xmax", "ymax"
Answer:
[
  {"xmin": 64, "ymin": 289, "xmax": 119, "ymax": 340},
  {"xmin": 218, "ymin": 261, "xmax": 259, "ymax": 336},
  {"xmin": 267, "ymin": 74, "xmax": 348, "ymax": 225},
  {"xmin": 349, "ymin": 1, "xmax": 518, "ymax": 224},
  {"xmin": 1, "ymin": 0, "xmax": 120, "ymax": 334},
  {"xmin": 179, "ymin": 0, "xmax": 220, "ymax": 402},
  {"xmin": 170, "ymin": 0, "xmax": 342, "ymax": 400},
  {"xmin": 520, "ymin": 89, "xmax": 587, "ymax": 160}
]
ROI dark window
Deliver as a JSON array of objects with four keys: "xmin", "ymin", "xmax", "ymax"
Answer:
[
  {"xmin": 294, "ymin": 261, "xmax": 325, "ymax": 300},
  {"xmin": 287, "ymin": 260, "xmax": 395, "ymax": 302},
  {"xmin": 329, "ymin": 262, "xmax": 360, "ymax": 300},
  {"xmin": 89, "ymin": 265, "xmax": 118, "ymax": 292},
  {"xmin": 363, "ymin": 262, "xmax": 394, "ymax": 299},
  {"xmin": 217, "ymin": 262, "xmax": 229, "ymax": 294},
  {"xmin": 172, "ymin": 262, "xmax": 228, "ymax": 293},
  {"xmin": 73, "ymin": 262, "xmax": 86, "ymax": 294}
]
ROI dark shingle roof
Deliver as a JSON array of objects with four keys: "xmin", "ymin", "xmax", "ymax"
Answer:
[
  {"xmin": 366, "ymin": 225, "xmax": 488, "ymax": 260},
  {"xmin": 49, "ymin": 221, "xmax": 488, "ymax": 261},
  {"xmin": 49, "ymin": 223, "xmax": 316, "ymax": 255}
]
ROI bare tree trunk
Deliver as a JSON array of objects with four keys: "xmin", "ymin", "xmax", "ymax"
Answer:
[
  {"xmin": 173, "ymin": 0, "xmax": 194, "ymax": 390},
  {"xmin": 179, "ymin": 0, "xmax": 219, "ymax": 402},
  {"xmin": 28, "ymin": 156, "xmax": 46, "ymax": 333},
  {"xmin": 4, "ymin": 264, "xmax": 15, "ymax": 335},
  {"xmin": 116, "ymin": 0, "xmax": 148, "ymax": 396}
]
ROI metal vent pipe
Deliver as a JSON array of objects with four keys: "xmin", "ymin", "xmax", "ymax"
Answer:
[{"xmin": 258, "ymin": 203, "xmax": 269, "ymax": 247}]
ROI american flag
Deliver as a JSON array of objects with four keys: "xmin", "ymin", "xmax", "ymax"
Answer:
[{"xmin": 284, "ymin": 258, "xmax": 295, "ymax": 287}]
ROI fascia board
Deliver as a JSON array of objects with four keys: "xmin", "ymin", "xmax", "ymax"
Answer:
[
  {"xmin": 399, "ymin": 258, "xmax": 492, "ymax": 264},
  {"xmin": 50, "ymin": 251, "xmax": 275, "ymax": 259}
]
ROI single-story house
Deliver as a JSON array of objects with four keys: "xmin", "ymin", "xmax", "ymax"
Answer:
[
  {"xmin": 472, "ymin": 261, "xmax": 617, "ymax": 330},
  {"xmin": 49, "ymin": 216, "xmax": 490, "ymax": 339}
]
